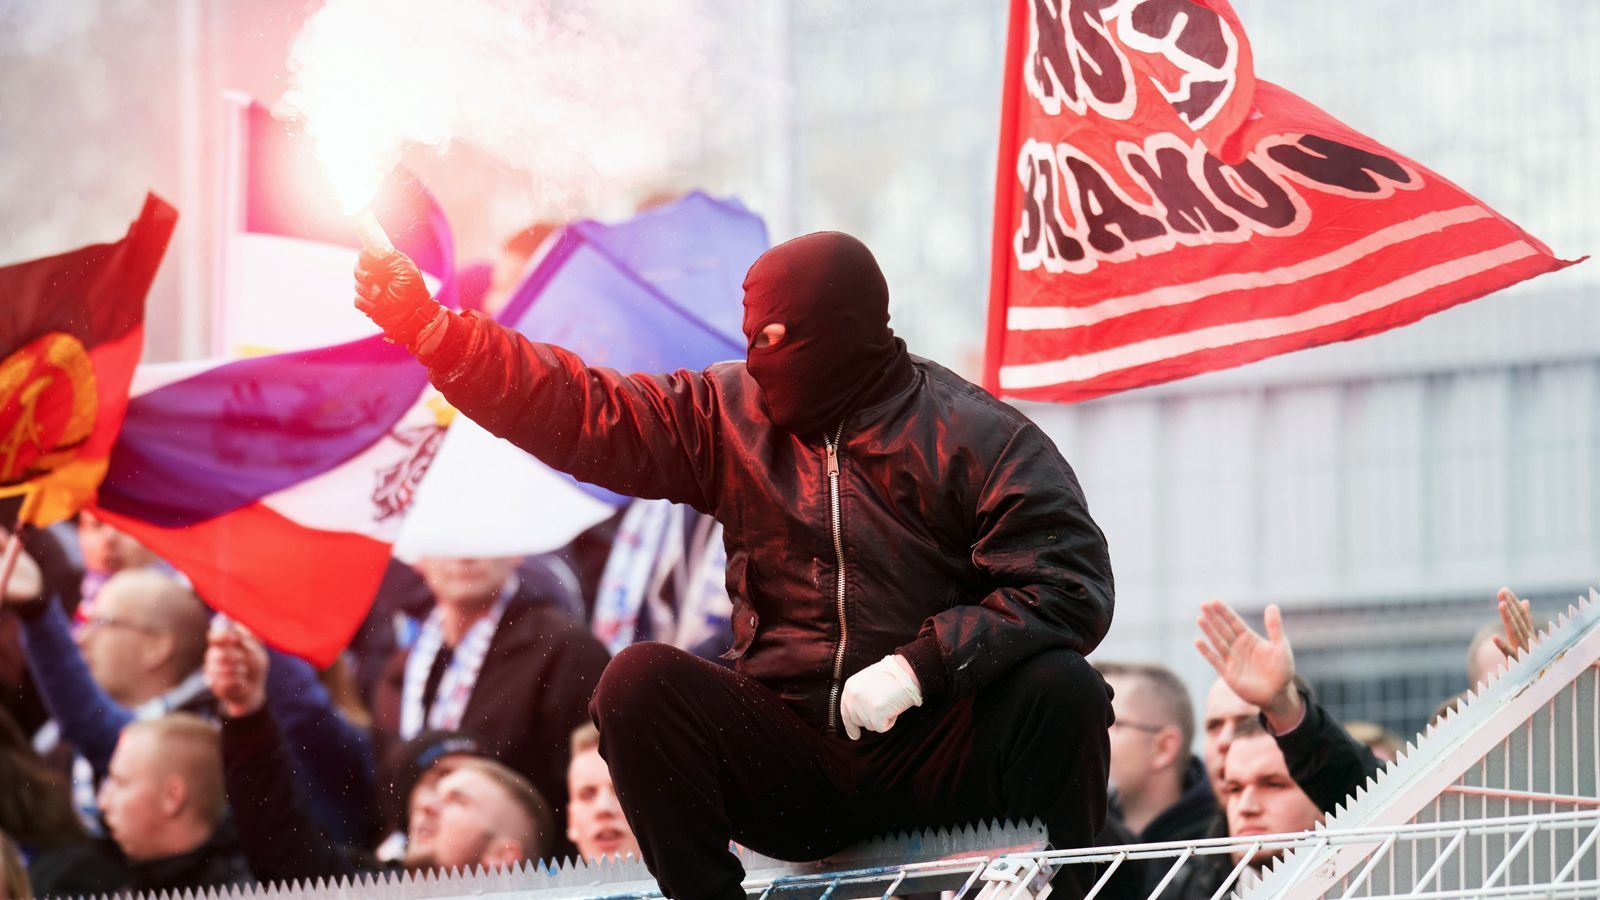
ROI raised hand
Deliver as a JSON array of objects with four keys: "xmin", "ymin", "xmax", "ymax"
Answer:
[
  {"xmin": 1195, "ymin": 599, "xmax": 1304, "ymax": 733},
  {"xmin": 353, "ymin": 248, "xmax": 444, "ymax": 349},
  {"xmin": 205, "ymin": 621, "xmax": 270, "ymax": 719},
  {"xmin": 1493, "ymin": 586, "xmax": 1536, "ymax": 659}
]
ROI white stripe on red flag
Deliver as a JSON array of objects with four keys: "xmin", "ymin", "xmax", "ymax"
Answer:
[
  {"xmin": 1005, "ymin": 205, "xmax": 1493, "ymax": 333},
  {"xmin": 1000, "ymin": 241, "xmax": 1539, "ymax": 391}
]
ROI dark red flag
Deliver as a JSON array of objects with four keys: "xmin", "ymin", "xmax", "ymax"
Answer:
[
  {"xmin": 0, "ymin": 194, "xmax": 176, "ymax": 524},
  {"xmin": 986, "ymin": 0, "xmax": 1580, "ymax": 402}
]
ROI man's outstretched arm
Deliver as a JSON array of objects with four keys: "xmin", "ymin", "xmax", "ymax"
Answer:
[{"xmin": 355, "ymin": 249, "xmax": 722, "ymax": 511}]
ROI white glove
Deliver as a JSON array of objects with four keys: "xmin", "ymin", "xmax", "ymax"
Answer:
[{"xmin": 840, "ymin": 654, "xmax": 922, "ymax": 740}]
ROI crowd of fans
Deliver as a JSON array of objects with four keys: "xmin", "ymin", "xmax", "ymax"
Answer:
[{"xmin": 0, "ymin": 501, "xmax": 1539, "ymax": 899}]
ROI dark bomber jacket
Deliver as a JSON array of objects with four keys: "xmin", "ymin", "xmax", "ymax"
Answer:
[{"xmin": 423, "ymin": 311, "xmax": 1115, "ymax": 734}]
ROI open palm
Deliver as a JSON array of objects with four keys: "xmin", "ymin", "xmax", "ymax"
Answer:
[{"xmin": 1195, "ymin": 599, "xmax": 1294, "ymax": 708}]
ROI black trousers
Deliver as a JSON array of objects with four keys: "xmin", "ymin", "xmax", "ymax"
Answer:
[{"xmin": 589, "ymin": 642, "xmax": 1113, "ymax": 900}]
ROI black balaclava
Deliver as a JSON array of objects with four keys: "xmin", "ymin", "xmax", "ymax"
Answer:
[{"xmin": 742, "ymin": 231, "xmax": 914, "ymax": 437}]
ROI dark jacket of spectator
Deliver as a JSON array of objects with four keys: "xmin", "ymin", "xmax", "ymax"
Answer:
[
  {"xmin": 221, "ymin": 706, "xmax": 387, "ymax": 883},
  {"xmin": 0, "ymin": 523, "xmax": 81, "ymax": 735},
  {"xmin": 1275, "ymin": 689, "xmax": 1383, "ymax": 815},
  {"xmin": 351, "ymin": 560, "xmax": 587, "ymax": 705},
  {"xmin": 27, "ymin": 828, "xmax": 253, "ymax": 898},
  {"xmin": 1142, "ymin": 755, "xmax": 1218, "ymax": 844},
  {"xmin": 17, "ymin": 599, "xmax": 376, "ymax": 845},
  {"xmin": 1098, "ymin": 758, "xmax": 1217, "ymax": 898},
  {"xmin": 372, "ymin": 596, "xmax": 609, "ymax": 856},
  {"xmin": 1153, "ymin": 814, "xmax": 1234, "ymax": 900}
]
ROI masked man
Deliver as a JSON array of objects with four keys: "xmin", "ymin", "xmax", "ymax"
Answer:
[{"xmin": 355, "ymin": 231, "xmax": 1115, "ymax": 899}]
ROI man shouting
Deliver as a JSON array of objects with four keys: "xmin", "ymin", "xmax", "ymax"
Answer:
[{"xmin": 355, "ymin": 231, "xmax": 1114, "ymax": 898}]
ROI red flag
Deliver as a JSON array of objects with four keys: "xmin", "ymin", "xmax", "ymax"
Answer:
[
  {"xmin": 985, "ymin": 0, "xmax": 1580, "ymax": 403},
  {"xmin": 0, "ymin": 195, "xmax": 176, "ymax": 524}
]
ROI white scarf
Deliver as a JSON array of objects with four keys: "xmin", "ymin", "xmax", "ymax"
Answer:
[
  {"xmin": 593, "ymin": 498, "xmax": 731, "ymax": 655},
  {"xmin": 399, "ymin": 590, "xmax": 510, "ymax": 739}
]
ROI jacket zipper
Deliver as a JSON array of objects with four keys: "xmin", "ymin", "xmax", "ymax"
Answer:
[{"xmin": 824, "ymin": 420, "xmax": 849, "ymax": 735}]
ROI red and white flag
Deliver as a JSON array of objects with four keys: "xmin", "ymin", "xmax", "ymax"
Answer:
[{"xmin": 985, "ymin": 0, "xmax": 1581, "ymax": 403}]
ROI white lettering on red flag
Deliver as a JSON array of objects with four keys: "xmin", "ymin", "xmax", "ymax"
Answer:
[{"xmin": 984, "ymin": 0, "xmax": 1579, "ymax": 402}]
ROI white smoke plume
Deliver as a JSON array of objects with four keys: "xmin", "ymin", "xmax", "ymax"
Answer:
[{"xmin": 282, "ymin": 0, "xmax": 769, "ymax": 219}]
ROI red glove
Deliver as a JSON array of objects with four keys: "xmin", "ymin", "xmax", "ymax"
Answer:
[{"xmin": 354, "ymin": 248, "xmax": 444, "ymax": 350}]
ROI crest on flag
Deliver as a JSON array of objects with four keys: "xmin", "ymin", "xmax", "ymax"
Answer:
[
  {"xmin": 0, "ymin": 194, "xmax": 174, "ymax": 525},
  {"xmin": 1, "ymin": 333, "xmax": 98, "ymax": 486}
]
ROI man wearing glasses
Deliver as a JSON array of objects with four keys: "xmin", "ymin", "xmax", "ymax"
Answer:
[{"xmin": 1098, "ymin": 661, "xmax": 1216, "ymax": 844}]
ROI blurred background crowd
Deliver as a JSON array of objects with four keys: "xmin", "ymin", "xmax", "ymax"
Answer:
[{"xmin": 0, "ymin": 504, "xmax": 1545, "ymax": 898}]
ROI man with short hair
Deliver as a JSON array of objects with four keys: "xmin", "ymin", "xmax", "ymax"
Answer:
[
  {"xmin": 98, "ymin": 716, "xmax": 235, "ymax": 865},
  {"xmin": 1200, "ymin": 678, "xmax": 1262, "ymax": 802},
  {"xmin": 375, "ymin": 729, "xmax": 487, "ymax": 862},
  {"xmin": 1219, "ymin": 732, "xmax": 1323, "ymax": 869},
  {"xmin": 31, "ymin": 714, "xmax": 253, "ymax": 896},
  {"xmin": 1099, "ymin": 662, "xmax": 1214, "ymax": 843},
  {"xmin": 411, "ymin": 757, "xmax": 553, "ymax": 871},
  {"xmin": 76, "ymin": 570, "xmax": 211, "ymax": 709},
  {"xmin": 566, "ymin": 723, "xmax": 641, "ymax": 862},
  {"xmin": 373, "ymin": 554, "xmax": 610, "ymax": 859}
]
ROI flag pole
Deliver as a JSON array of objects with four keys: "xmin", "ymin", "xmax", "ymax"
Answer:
[{"xmin": 0, "ymin": 488, "xmax": 41, "ymax": 599}]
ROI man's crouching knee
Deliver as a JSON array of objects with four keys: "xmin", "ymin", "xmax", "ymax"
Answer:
[{"xmin": 588, "ymin": 642, "xmax": 699, "ymax": 733}]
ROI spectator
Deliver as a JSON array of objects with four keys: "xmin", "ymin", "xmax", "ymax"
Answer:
[
  {"xmin": 1, "ymin": 833, "xmax": 29, "ymax": 900},
  {"xmin": 373, "ymin": 555, "xmax": 610, "ymax": 857},
  {"xmin": 72, "ymin": 569, "xmax": 210, "ymax": 711},
  {"xmin": 1344, "ymin": 721, "xmax": 1403, "ymax": 764},
  {"xmin": 75, "ymin": 510, "xmax": 164, "ymax": 620},
  {"xmin": 412, "ymin": 759, "xmax": 552, "ymax": 871},
  {"xmin": 4, "ymin": 542, "xmax": 375, "ymax": 846},
  {"xmin": 1157, "ymin": 731, "xmax": 1327, "ymax": 899},
  {"xmin": 99, "ymin": 716, "xmax": 249, "ymax": 881},
  {"xmin": 566, "ymin": 723, "xmax": 640, "ymax": 862},
  {"xmin": 1466, "ymin": 587, "xmax": 1542, "ymax": 690},
  {"xmin": 374, "ymin": 730, "xmax": 490, "ymax": 862},
  {"xmin": 0, "ymin": 706, "xmax": 83, "ymax": 851},
  {"xmin": 1196, "ymin": 600, "xmax": 1380, "ymax": 814},
  {"xmin": 1, "ymin": 522, "xmax": 81, "ymax": 735},
  {"xmin": 1195, "ymin": 590, "xmax": 1541, "ymax": 815},
  {"xmin": 592, "ymin": 499, "xmax": 732, "ymax": 660},
  {"xmin": 1219, "ymin": 732, "xmax": 1324, "ymax": 871},
  {"xmin": 210, "ymin": 626, "xmax": 554, "ymax": 882},
  {"xmin": 1201, "ymin": 677, "xmax": 1261, "ymax": 802},
  {"xmin": 1098, "ymin": 662, "xmax": 1215, "ymax": 843},
  {"xmin": 30, "ymin": 715, "xmax": 253, "ymax": 897}
]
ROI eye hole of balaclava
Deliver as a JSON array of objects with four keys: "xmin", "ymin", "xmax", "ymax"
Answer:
[
  {"xmin": 740, "ymin": 232, "xmax": 898, "ymax": 436},
  {"xmin": 750, "ymin": 323, "xmax": 787, "ymax": 350}
]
